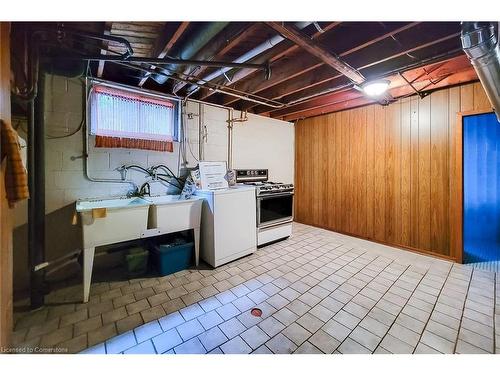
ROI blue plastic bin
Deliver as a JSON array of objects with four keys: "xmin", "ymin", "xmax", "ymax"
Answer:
[{"xmin": 151, "ymin": 241, "xmax": 194, "ymax": 276}]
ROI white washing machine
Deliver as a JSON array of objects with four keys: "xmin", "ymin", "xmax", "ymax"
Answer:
[{"xmin": 194, "ymin": 185, "xmax": 257, "ymax": 267}]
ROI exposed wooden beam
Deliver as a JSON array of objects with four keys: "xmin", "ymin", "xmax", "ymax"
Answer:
[
  {"xmin": 97, "ymin": 22, "xmax": 113, "ymax": 78},
  {"xmin": 252, "ymin": 32, "xmax": 461, "ymax": 114},
  {"xmin": 360, "ymin": 32, "xmax": 460, "ymax": 71},
  {"xmin": 279, "ymin": 68, "xmax": 477, "ymax": 121},
  {"xmin": 268, "ymin": 55, "xmax": 469, "ymax": 118},
  {"xmin": 199, "ymin": 22, "xmax": 341, "ymax": 102},
  {"xmin": 265, "ymin": 22, "xmax": 365, "ymax": 84},
  {"xmin": 222, "ymin": 22, "xmax": 420, "ymax": 107},
  {"xmin": 138, "ymin": 21, "xmax": 190, "ymax": 87},
  {"xmin": 271, "ymin": 62, "xmax": 476, "ymax": 121}
]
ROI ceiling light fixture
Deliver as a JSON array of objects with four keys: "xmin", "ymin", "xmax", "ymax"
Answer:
[{"xmin": 362, "ymin": 79, "xmax": 391, "ymax": 97}]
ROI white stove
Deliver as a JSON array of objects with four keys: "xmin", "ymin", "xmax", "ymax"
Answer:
[
  {"xmin": 242, "ymin": 181, "xmax": 294, "ymax": 196},
  {"xmin": 235, "ymin": 169, "xmax": 294, "ymax": 246}
]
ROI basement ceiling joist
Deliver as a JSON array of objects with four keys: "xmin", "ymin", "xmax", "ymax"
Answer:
[{"xmin": 12, "ymin": 21, "xmax": 476, "ymax": 120}]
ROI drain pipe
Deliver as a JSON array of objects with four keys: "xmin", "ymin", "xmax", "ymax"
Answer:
[
  {"xmin": 227, "ymin": 108, "xmax": 233, "ymax": 169},
  {"xmin": 461, "ymin": 22, "xmax": 500, "ymax": 121},
  {"xmin": 30, "ymin": 70, "xmax": 46, "ymax": 308},
  {"xmin": 198, "ymin": 102, "xmax": 204, "ymax": 160},
  {"xmin": 186, "ymin": 21, "xmax": 313, "ymax": 95}
]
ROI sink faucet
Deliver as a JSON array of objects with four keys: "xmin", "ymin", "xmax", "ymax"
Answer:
[
  {"xmin": 126, "ymin": 182, "xmax": 151, "ymax": 198},
  {"xmin": 139, "ymin": 182, "xmax": 151, "ymax": 197}
]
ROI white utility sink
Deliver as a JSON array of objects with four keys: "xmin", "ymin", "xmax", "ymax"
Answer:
[
  {"xmin": 76, "ymin": 196, "xmax": 151, "ymax": 212},
  {"xmin": 77, "ymin": 197, "xmax": 151, "ymax": 249},
  {"xmin": 76, "ymin": 194, "xmax": 203, "ymax": 303},
  {"xmin": 146, "ymin": 195, "xmax": 203, "ymax": 233}
]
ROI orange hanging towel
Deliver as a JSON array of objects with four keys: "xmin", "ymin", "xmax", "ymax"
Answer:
[{"xmin": 1, "ymin": 119, "xmax": 29, "ymax": 208}]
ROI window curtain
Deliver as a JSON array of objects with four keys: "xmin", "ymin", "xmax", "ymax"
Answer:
[{"xmin": 90, "ymin": 85, "xmax": 175, "ymax": 152}]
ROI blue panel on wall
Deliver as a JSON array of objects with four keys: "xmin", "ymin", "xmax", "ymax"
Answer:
[{"xmin": 463, "ymin": 112, "xmax": 500, "ymax": 263}]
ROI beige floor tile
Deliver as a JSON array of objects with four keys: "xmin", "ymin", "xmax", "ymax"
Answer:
[
  {"xmin": 60, "ymin": 334, "xmax": 88, "ymax": 354},
  {"xmin": 141, "ymin": 305, "xmax": 166, "ymax": 323},
  {"xmin": 282, "ymin": 322, "xmax": 311, "ymax": 346},
  {"xmin": 88, "ymin": 301, "xmax": 114, "ymax": 318},
  {"xmin": 322, "ymin": 319, "xmax": 351, "ymax": 342},
  {"xmin": 338, "ymin": 337, "xmax": 371, "ymax": 354},
  {"xmin": 101, "ymin": 307, "xmax": 127, "ymax": 325},
  {"xmin": 241, "ymin": 325, "xmax": 270, "ymax": 349},
  {"xmin": 426, "ymin": 320, "xmax": 458, "ymax": 342},
  {"xmin": 40, "ymin": 326, "xmax": 73, "ymax": 347},
  {"xmin": 74, "ymin": 315, "xmax": 102, "ymax": 336},
  {"xmin": 359, "ymin": 316, "xmax": 389, "ymax": 338},
  {"xmin": 294, "ymin": 341, "xmax": 323, "ymax": 354},
  {"xmin": 380, "ymin": 334, "xmax": 415, "ymax": 354},
  {"xmin": 420, "ymin": 330, "xmax": 455, "ymax": 354},
  {"xmin": 308, "ymin": 329, "xmax": 340, "ymax": 353},
  {"xmin": 455, "ymin": 339, "xmax": 490, "ymax": 354},
  {"xmin": 166, "ymin": 286, "xmax": 188, "ymax": 299},
  {"xmin": 125, "ymin": 299, "xmax": 151, "ymax": 315},
  {"xmin": 388, "ymin": 323, "xmax": 421, "ymax": 346},
  {"xmin": 134, "ymin": 287, "xmax": 156, "ymax": 301},
  {"xmin": 296, "ymin": 313, "xmax": 324, "ymax": 334},
  {"xmin": 414, "ymin": 342, "xmax": 441, "ymax": 354},
  {"xmin": 181, "ymin": 291, "xmax": 203, "ymax": 306},
  {"xmin": 99, "ymin": 288, "xmax": 123, "ymax": 302},
  {"xmin": 116, "ymin": 313, "xmax": 143, "ymax": 334},
  {"xmin": 333, "ymin": 310, "xmax": 360, "ymax": 329},
  {"xmin": 162, "ymin": 298, "xmax": 186, "ymax": 314},
  {"xmin": 47, "ymin": 304, "xmax": 76, "ymax": 320},
  {"xmin": 112, "ymin": 293, "xmax": 136, "ymax": 309},
  {"xmin": 265, "ymin": 333, "xmax": 297, "ymax": 354},
  {"xmin": 348, "ymin": 326, "xmax": 381, "ymax": 351},
  {"xmin": 88, "ymin": 323, "xmax": 117, "ymax": 347},
  {"xmin": 60, "ymin": 308, "xmax": 88, "ymax": 327},
  {"xmin": 148, "ymin": 292, "xmax": 170, "ymax": 307},
  {"xmin": 13, "ymin": 223, "xmax": 500, "ymax": 354},
  {"xmin": 458, "ymin": 327, "xmax": 494, "ymax": 353}
]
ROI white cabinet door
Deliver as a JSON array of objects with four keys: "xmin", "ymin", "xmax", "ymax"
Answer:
[{"xmin": 214, "ymin": 190, "xmax": 256, "ymax": 260}]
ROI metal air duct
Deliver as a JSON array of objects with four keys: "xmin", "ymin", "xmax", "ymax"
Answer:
[
  {"xmin": 186, "ymin": 21, "xmax": 313, "ymax": 94},
  {"xmin": 461, "ymin": 22, "xmax": 500, "ymax": 121},
  {"xmin": 151, "ymin": 22, "xmax": 229, "ymax": 85}
]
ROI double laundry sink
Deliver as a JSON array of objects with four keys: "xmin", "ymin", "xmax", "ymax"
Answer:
[{"xmin": 75, "ymin": 195, "xmax": 203, "ymax": 302}]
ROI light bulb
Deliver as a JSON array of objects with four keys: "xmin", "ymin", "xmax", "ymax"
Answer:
[{"xmin": 362, "ymin": 79, "xmax": 390, "ymax": 97}]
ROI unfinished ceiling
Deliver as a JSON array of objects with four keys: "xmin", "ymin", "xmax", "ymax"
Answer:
[{"xmin": 13, "ymin": 21, "xmax": 478, "ymax": 121}]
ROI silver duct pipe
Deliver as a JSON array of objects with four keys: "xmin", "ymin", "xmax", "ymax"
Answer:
[
  {"xmin": 461, "ymin": 22, "xmax": 500, "ymax": 121},
  {"xmin": 152, "ymin": 22, "xmax": 229, "ymax": 85},
  {"xmin": 186, "ymin": 21, "xmax": 313, "ymax": 95}
]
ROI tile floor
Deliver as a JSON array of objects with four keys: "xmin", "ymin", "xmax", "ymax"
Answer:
[{"xmin": 12, "ymin": 223, "xmax": 500, "ymax": 354}]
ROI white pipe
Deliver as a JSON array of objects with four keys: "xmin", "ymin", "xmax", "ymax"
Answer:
[{"xmin": 187, "ymin": 22, "xmax": 312, "ymax": 94}]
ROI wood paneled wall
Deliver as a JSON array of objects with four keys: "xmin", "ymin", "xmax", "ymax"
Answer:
[
  {"xmin": 295, "ymin": 82, "xmax": 491, "ymax": 260},
  {"xmin": 0, "ymin": 22, "xmax": 13, "ymax": 348}
]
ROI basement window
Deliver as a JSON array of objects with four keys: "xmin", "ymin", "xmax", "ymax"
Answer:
[{"xmin": 89, "ymin": 83, "xmax": 180, "ymax": 152}]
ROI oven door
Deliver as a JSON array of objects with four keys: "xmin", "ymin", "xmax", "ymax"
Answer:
[{"xmin": 257, "ymin": 192, "xmax": 294, "ymax": 228}]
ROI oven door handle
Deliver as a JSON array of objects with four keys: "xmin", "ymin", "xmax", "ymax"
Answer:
[{"xmin": 257, "ymin": 192, "xmax": 294, "ymax": 199}]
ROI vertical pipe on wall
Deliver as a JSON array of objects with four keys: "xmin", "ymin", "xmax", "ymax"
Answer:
[
  {"xmin": 198, "ymin": 102, "xmax": 204, "ymax": 161},
  {"xmin": 29, "ymin": 70, "xmax": 45, "ymax": 309},
  {"xmin": 227, "ymin": 108, "xmax": 233, "ymax": 169}
]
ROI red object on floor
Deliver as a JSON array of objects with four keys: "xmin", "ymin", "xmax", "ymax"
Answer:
[{"xmin": 251, "ymin": 308, "xmax": 262, "ymax": 317}]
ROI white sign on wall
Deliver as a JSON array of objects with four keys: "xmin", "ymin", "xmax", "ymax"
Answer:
[{"xmin": 199, "ymin": 161, "xmax": 229, "ymax": 190}]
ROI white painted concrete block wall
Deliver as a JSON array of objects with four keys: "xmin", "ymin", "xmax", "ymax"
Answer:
[
  {"xmin": 12, "ymin": 73, "xmax": 294, "ymax": 291},
  {"xmin": 14, "ymin": 75, "xmax": 294, "ymax": 226},
  {"xmin": 232, "ymin": 113, "xmax": 294, "ymax": 184}
]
